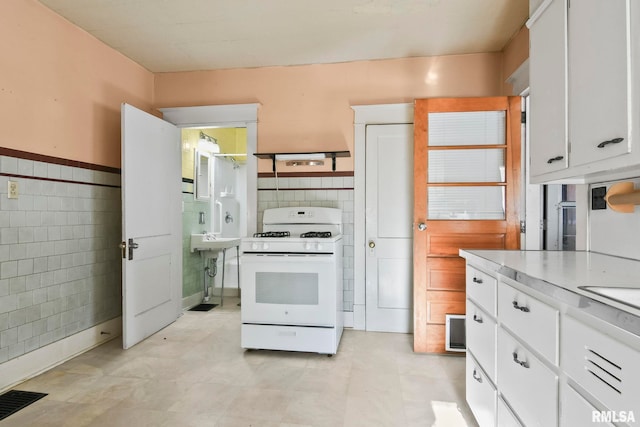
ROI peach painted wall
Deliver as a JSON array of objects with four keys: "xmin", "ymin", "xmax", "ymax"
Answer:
[
  {"xmin": 154, "ymin": 53, "xmax": 503, "ymax": 172},
  {"xmin": 0, "ymin": 0, "xmax": 154, "ymax": 168},
  {"xmin": 501, "ymin": 25, "xmax": 530, "ymax": 95}
]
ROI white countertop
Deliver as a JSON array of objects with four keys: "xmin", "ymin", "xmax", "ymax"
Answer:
[{"xmin": 460, "ymin": 250, "xmax": 640, "ymax": 322}]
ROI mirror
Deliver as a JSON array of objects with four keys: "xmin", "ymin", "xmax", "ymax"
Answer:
[{"xmin": 194, "ymin": 150, "xmax": 211, "ymax": 200}]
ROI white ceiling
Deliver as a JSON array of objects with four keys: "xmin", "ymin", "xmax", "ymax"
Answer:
[{"xmin": 38, "ymin": 0, "xmax": 528, "ymax": 73}]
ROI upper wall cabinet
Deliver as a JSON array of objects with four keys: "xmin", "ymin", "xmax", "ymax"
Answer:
[
  {"xmin": 528, "ymin": 0, "xmax": 640, "ymax": 184},
  {"xmin": 529, "ymin": 0, "xmax": 568, "ymax": 177}
]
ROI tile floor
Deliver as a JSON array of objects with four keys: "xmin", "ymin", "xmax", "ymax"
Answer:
[{"xmin": 3, "ymin": 298, "xmax": 478, "ymax": 427}]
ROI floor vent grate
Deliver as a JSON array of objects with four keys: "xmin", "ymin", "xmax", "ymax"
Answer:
[
  {"xmin": 190, "ymin": 303, "xmax": 218, "ymax": 312},
  {"xmin": 0, "ymin": 390, "xmax": 48, "ymax": 421}
]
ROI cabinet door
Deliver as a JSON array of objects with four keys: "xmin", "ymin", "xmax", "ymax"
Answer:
[
  {"xmin": 568, "ymin": 0, "xmax": 631, "ymax": 166},
  {"xmin": 467, "ymin": 352, "xmax": 497, "ymax": 427},
  {"xmin": 560, "ymin": 384, "xmax": 615, "ymax": 427},
  {"xmin": 498, "ymin": 327, "xmax": 558, "ymax": 427},
  {"xmin": 529, "ymin": 0, "xmax": 569, "ymax": 176}
]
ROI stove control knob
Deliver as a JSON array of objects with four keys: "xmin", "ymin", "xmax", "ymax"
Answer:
[
  {"xmin": 316, "ymin": 243, "xmax": 323, "ymax": 251},
  {"xmin": 251, "ymin": 243, "xmax": 258, "ymax": 250},
  {"xmin": 263, "ymin": 243, "xmax": 269, "ymax": 250},
  {"xmin": 305, "ymin": 243, "xmax": 312, "ymax": 250}
]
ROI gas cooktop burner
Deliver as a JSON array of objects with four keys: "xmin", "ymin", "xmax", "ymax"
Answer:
[
  {"xmin": 252, "ymin": 231, "xmax": 291, "ymax": 238},
  {"xmin": 300, "ymin": 231, "xmax": 333, "ymax": 238}
]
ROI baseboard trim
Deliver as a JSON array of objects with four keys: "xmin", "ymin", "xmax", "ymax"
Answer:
[
  {"xmin": 0, "ymin": 316, "xmax": 122, "ymax": 392},
  {"xmin": 343, "ymin": 311, "xmax": 354, "ymax": 328}
]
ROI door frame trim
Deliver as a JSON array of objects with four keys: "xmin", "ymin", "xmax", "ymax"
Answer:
[
  {"xmin": 351, "ymin": 103, "xmax": 413, "ymax": 330},
  {"xmin": 159, "ymin": 103, "xmax": 260, "ymax": 238}
]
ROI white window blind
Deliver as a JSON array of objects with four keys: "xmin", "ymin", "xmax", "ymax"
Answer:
[
  {"xmin": 428, "ymin": 149, "xmax": 505, "ymax": 183},
  {"xmin": 428, "ymin": 186, "xmax": 505, "ymax": 220},
  {"xmin": 428, "ymin": 111, "xmax": 506, "ymax": 146}
]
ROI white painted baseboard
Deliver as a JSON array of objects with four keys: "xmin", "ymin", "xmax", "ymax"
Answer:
[
  {"xmin": 0, "ymin": 316, "xmax": 122, "ymax": 392},
  {"xmin": 343, "ymin": 311, "xmax": 354, "ymax": 328}
]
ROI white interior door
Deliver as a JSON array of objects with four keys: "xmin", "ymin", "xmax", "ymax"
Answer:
[
  {"xmin": 365, "ymin": 124, "xmax": 413, "ymax": 333},
  {"xmin": 121, "ymin": 103, "xmax": 182, "ymax": 349}
]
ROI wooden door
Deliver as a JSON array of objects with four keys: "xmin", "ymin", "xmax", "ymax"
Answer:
[{"xmin": 413, "ymin": 97, "xmax": 521, "ymax": 353}]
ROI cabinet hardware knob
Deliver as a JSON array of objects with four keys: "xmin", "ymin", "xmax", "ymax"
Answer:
[
  {"xmin": 473, "ymin": 314, "xmax": 483, "ymax": 323},
  {"xmin": 512, "ymin": 352, "xmax": 530, "ymax": 369},
  {"xmin": 512, "ymin": 301, "xmax": 530, "ymax": 312},
  {"xmin": 547, "ymin": 155, "xmax": 564, "ymax": 164},
  {"xmin": 597, "ymin": 137, "xmax": 624, "ymax": 148},
  {"xmin": 472, "ymin": 277, "xmax": 483, "ymax": 284},
  {"xmin": 472, "ymin": 369, "xmax": 483, "ymax": 383}
]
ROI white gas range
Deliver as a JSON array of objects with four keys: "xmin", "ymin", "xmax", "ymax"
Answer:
[{"xmin": 240, "ymin": 207, "xmax": 344, "ymax": 355}]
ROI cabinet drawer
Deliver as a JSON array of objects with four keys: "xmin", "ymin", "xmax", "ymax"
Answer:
[
  {"xmin": 498, "ymin": 281, "xmax": 558, "ymax": 364},
  {"xmin": 560, "ymin": 384, "xmax": 614, "ymax": 427},
  {"xmin": 561, "ymin": 315, "xmax": 640, "ymax": 415},
  {"xmin": 497, "ymin": 397, "xmax": 522, "ymax": 427},
  {"xmin": 466, "ymin": 352, "xmax": 496, "ymax": 427},
  {"xmin": 498, "ymin": 327, "xmax": 558, "ymax": 427},
  {"xmin": 466, "ymin": 299, "xmax": 496, "ymax": 381},
  {"xmin": 466, "ymin": 265, "xmax": 497, "ymax": 315}
]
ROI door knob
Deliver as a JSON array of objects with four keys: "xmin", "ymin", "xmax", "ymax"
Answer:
[
  {"xmin": 368, "ymin": 241, "xmax": 376, "ymax": 248},
  {"xmin": 417, "ymin": 223, "xmax": 427, "ymax": 231},
  {"xmin": 119, "ymin": 241, "xmax": 126, "ymax": 259}
]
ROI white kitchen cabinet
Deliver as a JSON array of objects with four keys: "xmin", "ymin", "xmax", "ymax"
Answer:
[
  {"xmin": 498, "ymin": 280, "xmax": 559, "ymax": 364},
  {"xmin": 560, "ymin": 383, "xmax": 615, "ymax": 427},
  {"xmin": 528, "ymin": 0, "xmax": 568, "ymax": 177},
  {"xmin": 466, "ymin": 265, "xmax": 497, "ymax": 316},
  {"xmin": 498, "ymin": 327, "xmax": 558, "ymax": 427},
  {"xmin": 568, "ymin": 0, "xmax": 631, "ymax": 167},
  {"xmin": 527, "ymin": 0, "xmax": 640, "ymax": 183},
  {"xmin": 497, "ymin": 396, "xmax": 523, "ymax": 427},
  {"xmin": 466, "ymin": 352, "xmax": 497, "ymax": 427},
  {"xmin": 561, "ymin": 315, "xmax": 640, "ymax": 416},
  {"xmin": 466, "ymin": 299, "xmax": 496, "ymax": 381}
]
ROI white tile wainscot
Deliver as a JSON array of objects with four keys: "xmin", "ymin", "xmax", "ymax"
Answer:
[
  {"xmin": 461, "ymin": 249, "xmax": 640, "ymax": 427},
  {"xmin": 0, "ymin": 154, "xmax": 122, "ymax": 390},
  {"xmin": 257, "ymin": 176, "xmax": 354, "ymax": 313}
]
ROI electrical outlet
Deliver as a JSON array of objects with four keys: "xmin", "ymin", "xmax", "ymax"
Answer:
[
  {"xmin": 591, "ymin": 186, "xmax": 607, "ymax": 210},
  {"xmin": 7, "ymin": 181, "xmax": 18, "ymax": 199}
]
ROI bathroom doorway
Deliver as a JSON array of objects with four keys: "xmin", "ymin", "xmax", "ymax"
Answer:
[
  {"xmin": 180, "ymin": 127, "xmax": 248, "ymax": 308},
  {"xmin": 159, "ymin": 104, "xmax": 259, "ymax": 309}
]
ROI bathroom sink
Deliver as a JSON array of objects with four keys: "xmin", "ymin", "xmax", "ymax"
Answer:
[
  {"xmin": 579, "ymin": 286, "xmax": 640, "ymax": 311},
  {"xmin": 190, "ymin": 234, "xmax": 241, "ymax": 257}
]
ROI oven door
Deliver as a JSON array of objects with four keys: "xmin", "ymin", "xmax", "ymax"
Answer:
[{"xmin": 241, "ymin": 253, "xmax": 337, "ymax": 327}]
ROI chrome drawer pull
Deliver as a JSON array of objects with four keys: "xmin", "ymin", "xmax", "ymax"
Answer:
[
  {"xmin": 472, "ymin": 277, "xmax": 483, "ymax": 284},
  {"xmin": 472, "ymin": 369, "xmax": 483, "ymax": 383},
  {"xmin": 597, "ymin": 137, "xmax": 624, "ymax": 148},
  {"xmin": 546, "ymin": 155, "xmax": 564, "ymax": 164},
  {"xmin": 512, "ymin": 301, "xmax": 530, "ymax": 312},
  {"xmin": 512, "ymin": 352, "xmax": 530, "ymax": 369},
  {"xmin": 473, "ymin": 314, "xmax": 483, "ymax": 324}
]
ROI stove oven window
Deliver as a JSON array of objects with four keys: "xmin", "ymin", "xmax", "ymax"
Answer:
[{"xmin": 255, "ymin": 272, "xmax": 319, "ymax": 305}]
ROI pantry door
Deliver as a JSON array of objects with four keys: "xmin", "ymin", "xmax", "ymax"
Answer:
[
  {"xmin": 413, "ymin": 97, "xmax": 521, "ymax": 353},
  {"xmin": 365, "ymin": 124, "xmax": 413, "ymax": 333},
  {"xmin": 121, "ymin": 103, "xmax": 182, "ymax": 349}
]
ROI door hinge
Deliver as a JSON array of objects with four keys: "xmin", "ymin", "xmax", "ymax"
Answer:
[
  {"xmin": 520, "ymin": 220, "xmax": 526, "ymax": 233},
  {"xmin": 541, "ymin": 219, "xmax": 547, "ymax": 231},
  {"xmin": 521, "ymin": 111, "xmax": 526, "ymax": 124}
]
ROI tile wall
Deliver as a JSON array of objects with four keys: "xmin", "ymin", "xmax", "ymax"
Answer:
[
  {"xmin": 257, "ymin": 176, "xmax": 354, "ymax": 311},
  {"xmin": 0, "ymin": 155, "xmax": 121, "ymax": 363},
  {"xmin": 182, "ymin": 192, "xmax": 211, "ymax": 298}
]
